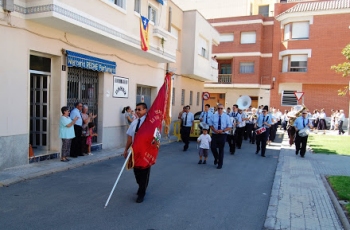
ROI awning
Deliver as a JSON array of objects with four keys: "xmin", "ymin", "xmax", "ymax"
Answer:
[{"xmin": 66, "ymin": 50, "xmax": 116, "ymax": 74}]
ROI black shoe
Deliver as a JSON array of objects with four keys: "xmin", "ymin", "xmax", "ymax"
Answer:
[
  {"xmin": 203, "ymin": 160, "xmax": 206, "ymax": 164},
  {"xmin": 237, "ymin": 147, "xmax": 241, "ymax": 149},
  {"xmin": 217, "ymin": 166, "xmax": 222, "ymax": 169},
  {"xmin": 230, "ymin": 152, "xmax": 235, "ymax": 155},
  {"xmin": 301, "ymin": 155, "xmax": 305, "ymax": 158},
  {"xmin": 136, "ymin": 196, "xmax": 144, "ymax": 203},
  {"xmin": 261, "ymin": 155, "xmax": 266, "ymax": 157},
  {"xmin": 214, "ymin": 159, "xmax": 218, "ymax": 165},
  {"xmin": 255, "ymin": 150, "xmax": 260, "ymax": 154},
  {"xmin": 198, "ymin": 160, "xmax": 202, "ymax": 164},
  {"xmin": 295, "ymin": 151, "xmax": 299, "ymax": 155},
  {"xmin": 251, "ymin": 142, "xmax": 255, "ymax": 144}
]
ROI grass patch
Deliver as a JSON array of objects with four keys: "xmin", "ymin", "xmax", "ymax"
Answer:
[
  {"xmin": 328, "ymin": 176, "xmax": 350, "ymax": 215},
  {"xmin": 308, "ymin": 134, "xmax": 350, "ymax": 155}
]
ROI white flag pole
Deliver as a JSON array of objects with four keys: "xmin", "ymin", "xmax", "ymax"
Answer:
[{"xmin": 104, "ymin": 149, "xmax": 132, "ymax": 208}]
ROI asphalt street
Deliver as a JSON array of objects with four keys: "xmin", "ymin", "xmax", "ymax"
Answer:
[{"xmin": 0, "ymin": 134, "xmax": 282, "ymax": 230}]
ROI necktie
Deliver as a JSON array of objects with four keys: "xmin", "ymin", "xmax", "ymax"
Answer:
[
  {"xmin": 135, "ymin": 118, "xmax": 141, "ymax": 133},
  {"xmin": 206, "ymin": 112, "xmax": 208, "ymax": 123},
  {"xmin": 303, "ymin": 119, "xmax": 306, "ymax": 127},
  {"xmin": 184, "ymin": 113, "xmax": 187, "ymax": 126},
  {"xmin": 218, "ymin": 115, "xmax": 221, "ymax": 130},
  {"xmin": 263, "ymin": 116, "xmax": 265, "ymax": 127}
]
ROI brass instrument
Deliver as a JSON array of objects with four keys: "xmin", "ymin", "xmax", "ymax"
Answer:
[
  {"xmin": 228, "ymin": 117, "xmax": 237, "ymax": 135},
  {"xmin": 287, "ymin": 104, "xmax": 308, "ymax": 127}
]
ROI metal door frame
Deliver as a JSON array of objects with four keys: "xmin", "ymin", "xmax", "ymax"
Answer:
[{"xmin": 29, "ymin": 70, "xmax": 51, "ymax": 150}]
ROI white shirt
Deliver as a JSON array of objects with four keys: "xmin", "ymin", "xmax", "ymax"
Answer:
[
  {"xmin": 126, "ymin": 115, "xmax": 146, "ymax": 141},
  {"xmin": 197, "ymin": 133, "xmax": 212, "ymax": 149}
]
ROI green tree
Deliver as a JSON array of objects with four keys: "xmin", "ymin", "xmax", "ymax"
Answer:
[{"xmin": 331, "ymin": 43, "xmax": 350, "ymax": 96}]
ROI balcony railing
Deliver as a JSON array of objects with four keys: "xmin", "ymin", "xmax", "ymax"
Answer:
[{"xmin": 218, "ymin": 74, "xmax": 232, "ymax": 84}]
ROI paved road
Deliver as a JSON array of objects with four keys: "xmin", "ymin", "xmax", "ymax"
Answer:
[{"xmin": 0, "ymin": 135, "xmax": 282, "ymax": 230}]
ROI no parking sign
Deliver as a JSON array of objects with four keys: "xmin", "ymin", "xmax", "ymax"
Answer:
[{"xmin": 202, "ymin": 92, "xmax": 210, "ymax": 100}]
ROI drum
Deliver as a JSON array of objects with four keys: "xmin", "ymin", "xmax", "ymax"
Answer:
[
  {"xmin": 255, "ymin": 127, "xmax": 266, "ymax": 135},
  {"xmin": 298, "ymin": 127, "xmax": 310, "ymax": 137}
]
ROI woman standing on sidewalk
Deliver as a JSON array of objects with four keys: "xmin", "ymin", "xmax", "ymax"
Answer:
[{"xmin": 60, "ymin": 106, "xmax": 78, "ymax": 162}]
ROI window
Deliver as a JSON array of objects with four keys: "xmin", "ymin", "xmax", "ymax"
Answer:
[
  {"xmin": 241, "ymin": 31, "xmax": 256, "ymax": 44},
  {"xmin": 220, "ymin": 64, "xmax": 232, "ymax": 74},
  {"xmin": 171, "ymin": 26, "xmax": 180, "ymax": 50},
  {"xmin": 109, "ymin": 0, "xmax": 126, "ymax": 9},
  {"xmin": 196, "ymin": 92, "xmax": 200, "ymax": 106},
  {"xmin": 284, "ymin": 22, "xmax": 309, "ymax": 40},
  {"xmin": 258, "ymin": 5, "xmax": 269, "ymax": 17},
  {"xmin": 181, "ymin": 89, "xmax": 185, "ymax": 106},
  {"xmin": 220, "ymin": 33, "xmax": 234, "ymax": 42},
  {"xmin": 281, "ymin": 90, "xmax": 297, "ymax": 106},
  {"xmin": 148, "ymin": 5, "xmax": 157, "ymax": 24},
  {"xmin": 282, "ymin": 55, "xmax": 308, "ymax": 72},
  {"xmin": 172, "ymin": 87, "xmax": 175, "ymax": 106},
  {"xmin": 198, "ymin": 36, "xmax": 208, "ymax": 58},
  {"xmin": 189, "ymin": 91, "xmax": 193, "ymax": 106},
  {"xmin": 240, "ymin": 62, "xmax": 254, "ymax": 73},
  {"xmin": 134, "ymin": 0, "xmax": 141, "ymax": 13}
]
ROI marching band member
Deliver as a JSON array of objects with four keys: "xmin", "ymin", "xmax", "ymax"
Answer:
[
  {"xmin": 209, "ymin": 104, "xmax": 232, "ymax": 169},
  {"xmin": 246, "ymin": 108, "xmax": 257, "ymax": 144},
  {"xmin": 293, "ymin": 109, "xmax": 313, "ymax": 158},
  {"xmin": 180, "ymin": 105, "xmax": 194, "ymax": 151},
  {"xmin": 199, "ymin": 104, "xmax": 213, "ymax": 133},
  {"xmin": 228, "ymin": 104, "xmax": 242, "ymax": 154},
  {"xmin": 338, "ymin": 109, "xmax": 345, "ymax": 135},
  {"xmin": 317, "ymin": 109, "xmax": 327, "ymax": 134},
  {"xmin": 254, "ymin": 106, "xmax": 272, "ymax": 157},
  {"xmin": 236, "ymin": 108, "xmax": 245, "ymax": 149}
]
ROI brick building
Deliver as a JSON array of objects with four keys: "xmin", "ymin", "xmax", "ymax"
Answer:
[{"xmin": 207, "ymin": 0, "xmax": 350, "ymax": 116}]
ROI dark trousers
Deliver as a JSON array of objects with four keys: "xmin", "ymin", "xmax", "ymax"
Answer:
[
  {"xmin": 211, "ymin": 134, "xmax": 227, "ymax": 167},
  {"xmin": 133, "ymin": 167, "xmax": 151, "ymax": 198},
  {"xmin": 235, "ymin": 127, "xmax": 244, "ymax": 148},
  {"xmin": 339, "ymin": 121, "xmax": 345, "ymax": 134},
  {"xmin": 70, "ymin": 125, "xmax": 82, "ymax": 157},
  {"xmin": 282, "ymin": 121, "xmax": 288, "ymax": 131},
  {"xmin": 180, "ymin": 126, "xmax": 191, "ymax": 150},
  {"xmin": 246, "ymin": 123, "xmax": 255, "ymax": 143},
  {"xmin": 269, "ymin": 123, "xmax": 277, "ymax": 142},
  {"xmin": 295, "ymin": 133, "xmax": 308, "ymax": 156},
  {"xmin": 256, "ymin": 128, "xmax": 269, "ymax": 156},
  {"xmin": 227, "ymin": 133, "xmax": 237, "ymax": 153}
]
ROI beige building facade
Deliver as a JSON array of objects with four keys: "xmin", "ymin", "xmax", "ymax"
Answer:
[{"xmin": 0, "ymin": 0, "xmax": 218, "ymax": 170}]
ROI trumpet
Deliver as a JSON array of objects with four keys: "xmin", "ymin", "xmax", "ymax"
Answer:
[{"xmin": 228, "ymin": 117, "xmax": 237, "ymax": 135}]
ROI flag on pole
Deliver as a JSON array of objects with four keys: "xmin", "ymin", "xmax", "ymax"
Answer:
[
  {"xmin": 127, "ymin": 73, "xmax": 172, "ymax": 169},
  {"xmin": 140, "ymin": 16, "xmax": 150, "ymax": 51}
]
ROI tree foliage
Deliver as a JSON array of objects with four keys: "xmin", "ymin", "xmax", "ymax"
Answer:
[{"xmin": 331, "ymin": 44, "xmax": 350, "ymax": 96}]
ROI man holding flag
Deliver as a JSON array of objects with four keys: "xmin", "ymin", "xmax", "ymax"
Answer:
[
  {"xmin": 123, "ymin": 103, "xmax": 149, "ymax": 203},
  {"xmin": 121, "ymin": 73, "xmax": 171, "ymax": 204}
]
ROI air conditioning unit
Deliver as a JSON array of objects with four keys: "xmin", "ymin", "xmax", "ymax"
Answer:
[{"xmin": 3, "ymin": 0, "xmax": 14, "ymax": 12}]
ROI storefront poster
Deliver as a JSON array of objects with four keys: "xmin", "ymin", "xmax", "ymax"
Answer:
[{"xmin": 113, "ymin": 76, "xmax": 129, "ymax": 98}]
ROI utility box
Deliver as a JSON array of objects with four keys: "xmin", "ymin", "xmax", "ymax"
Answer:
[{"xmin": 3, "ymin": 0, "xmax": 14, "ymax": 12}]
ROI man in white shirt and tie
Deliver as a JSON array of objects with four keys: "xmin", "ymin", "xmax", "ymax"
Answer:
[{"xmin": 181, "ymin": 105, "xmax": 194, "ymax": 151}]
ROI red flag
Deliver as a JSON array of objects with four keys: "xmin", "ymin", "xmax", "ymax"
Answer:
[{"xmin": 128, "ymin": 73, "xmax": 171, "ymax": 169}]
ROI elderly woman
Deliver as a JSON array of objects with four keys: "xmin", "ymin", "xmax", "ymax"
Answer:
[
  {"xmin": 60, "ymin": 106, "xmax": 78, "ymax": 162},
  {"xmin": 81, "ymin": 105, "xmax": 97, "ymax": 155}
]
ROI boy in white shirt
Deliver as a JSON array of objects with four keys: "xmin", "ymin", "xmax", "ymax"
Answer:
[{"xmin": 197, "ymin": 127, "xmax": 212, "ymax": 164}]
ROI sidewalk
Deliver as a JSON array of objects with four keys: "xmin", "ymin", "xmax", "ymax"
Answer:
[
  {"xmin": 264, "ymin": 130, "xmax": 350, "ymax": 230},
  {"xmin": 0, "ymin": 135, "xmax": 178, "ymax": 187}
]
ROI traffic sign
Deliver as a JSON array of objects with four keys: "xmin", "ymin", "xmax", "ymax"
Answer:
[
  {"xmin": 202, "ymin": 92, "xmax": 210, "ymax": 100},
  {"xmin": 294, "ymin": 92, "xmax": 304, "ymax": 101}
]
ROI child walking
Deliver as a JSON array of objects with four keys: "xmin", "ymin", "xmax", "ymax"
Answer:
[
  {"xmin": 86, "ymin": 122, "xmax": 98, "ymax": 155},
  {"xmin": 197, "ymin": 127, "xmax": 211, "ymax": 164}
]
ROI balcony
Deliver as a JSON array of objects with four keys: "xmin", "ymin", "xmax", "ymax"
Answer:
[
  {"xmin": 16, "ymin": 0, "xmax": 176, "ymax": 63},
  {"xmin": 218, "ymin": 74, "xmax": 232, "ymax": 84}
]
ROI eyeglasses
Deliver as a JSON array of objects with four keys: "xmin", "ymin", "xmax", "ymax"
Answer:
[
  {"xmin": 135, "ymin": 108, "xmax": 143, "ymax": 111},
  {"xmin": 302, "ymin": 112, "xmax": 307, "ymax": 114},
  {"xmin": 218, "ymin": 108, "xmax": 223, "ymax": 110},
  {"xmin": 262, "ymin": 110, "xmax": 267, "ymax": 112}
]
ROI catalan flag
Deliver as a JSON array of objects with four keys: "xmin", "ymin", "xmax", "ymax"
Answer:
[
  {"xmin": 127, "ymin": 73, "xmax": 172, "ymax": 169},
  {"xmin": 140, "ymin": 15, "xmax": 150, "ymax": 51}
]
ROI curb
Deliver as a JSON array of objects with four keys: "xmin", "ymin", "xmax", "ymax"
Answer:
[
  {"xmin": 321, "ymin": 175, "xmax": 350, "ymax": 230},
  {"xmin": 0, "ymin": 136, "xmax": 178, "ymax": 187}
]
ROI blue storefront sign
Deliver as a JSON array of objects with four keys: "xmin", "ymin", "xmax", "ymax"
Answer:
[{"xmin": 66, "ymin": 50, "xmax": 116, "ymax": 74}]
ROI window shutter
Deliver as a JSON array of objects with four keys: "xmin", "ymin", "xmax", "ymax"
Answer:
[
  {"xmin": 241, "ymin": 31, "xmax": 256, "ymax": 44},
  {"xmin": 281, "ymin": 90, "xmax": 297, "ymax": 106},
  {"xmin": 282, "ymin": 56, "xmax": 289, "ymax": 72},
  {"xmin": 284, "ymin": 24, "xmax": 290, "ymax": 40},
  {"xmin": 292, "ymin": 22, "xmax": 309, "ymax": 39}
]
